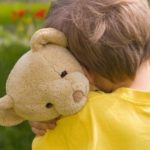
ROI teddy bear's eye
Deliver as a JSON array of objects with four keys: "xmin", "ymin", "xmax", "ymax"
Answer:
[
  {"xmin": 45, "ymin": 103, "xmax": 53, "ymax": 109},
  {"xmin": 60, "ymin": 70, "xmax": 68, "ymax": 78}
]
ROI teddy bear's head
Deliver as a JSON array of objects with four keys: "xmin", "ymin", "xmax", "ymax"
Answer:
[{"xmin": 0, "ymin": 28, "xmax": 89, "ymax": 126}]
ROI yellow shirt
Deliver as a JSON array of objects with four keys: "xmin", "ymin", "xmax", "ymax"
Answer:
[{"xmin": 32, "ymin": 88, "xmax": 150, "ymax": 150}]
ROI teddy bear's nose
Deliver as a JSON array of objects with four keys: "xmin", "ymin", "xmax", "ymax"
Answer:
[{"xmin": 73, "ymin": 90, "xmax": 84, "ymax": 103}]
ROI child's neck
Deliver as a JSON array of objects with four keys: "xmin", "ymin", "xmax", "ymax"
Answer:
[{"xmin": 130, "ymin": 61, "xmax": 150, "ymax": 91}]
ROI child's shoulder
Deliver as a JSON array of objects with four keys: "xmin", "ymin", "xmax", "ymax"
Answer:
[{"xmin": 87, "ymin": 90, "xmax": 115, "ymax": 104}]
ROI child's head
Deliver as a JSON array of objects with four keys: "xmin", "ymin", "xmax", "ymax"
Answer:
[{"xmin": 44, "ymin": 0, "xmax": 150, "ymax": 92}]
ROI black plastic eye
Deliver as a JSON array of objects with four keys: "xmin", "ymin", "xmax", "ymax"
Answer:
[
  {"xmin": 61, "ymin": 70, "xmax": 68, "ymax": 78},
  {"xmin": 46, "ymin": 103, "xmax": 53, "ymax": 109}
]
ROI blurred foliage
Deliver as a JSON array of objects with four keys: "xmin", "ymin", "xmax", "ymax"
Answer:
[
  {"xmin": 0, "ymin": 2, "xmax": 51, "ymax": 150},
  {"xmin": 0, "ymin": 122, "xmax": 34, "ymax": 150},
  {"xmin": 0, "ymin": 3, "xmax": 48, "ymax": 25},
  {"xmin": 0, "ymin": 40, "xmax": 29, "ymax": 96},
  {"xmin": 0, "ymin": 2, "xmax": 50, "ymax": 42}
]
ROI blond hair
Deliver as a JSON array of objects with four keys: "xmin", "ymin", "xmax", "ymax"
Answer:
[{"xmin": 44, "ymin": 0, "xmax": 150, "ymax": 82}]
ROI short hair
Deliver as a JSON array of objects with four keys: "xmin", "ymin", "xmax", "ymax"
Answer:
[{"xmin": 44, "ymin": 0, "xmax": 150, "ymax": 83}]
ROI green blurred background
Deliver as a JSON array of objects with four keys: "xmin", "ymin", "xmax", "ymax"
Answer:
[{"xmin": 0, "ymin": 1, "xmax": 51, "ymax": 150}]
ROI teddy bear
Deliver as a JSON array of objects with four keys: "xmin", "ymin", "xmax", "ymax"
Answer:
[{"xmin": 0, "ymin": 28, "xmax": 89, "ymax": 127}]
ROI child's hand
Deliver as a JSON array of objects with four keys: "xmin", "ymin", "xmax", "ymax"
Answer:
[{"xmin": 29, "ymin": 117, "xmax": 59, "ymax": 136}]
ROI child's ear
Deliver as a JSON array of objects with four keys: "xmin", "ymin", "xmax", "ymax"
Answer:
[
  {"xmin": 0, "ymin": 95, "xmax": 24, "ymax": 126},
  {"xmin": 82, "ymin": 66, "xmax": 95, "ymax": 85},
  {"xmin": 30, "ymin": 28, "xmax": 67, "ymax": 51}
]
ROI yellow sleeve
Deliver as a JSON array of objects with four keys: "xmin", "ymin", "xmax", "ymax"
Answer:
[{"xmin": 32, "ymin": 113, "xmax": 90, "ymax": 150}]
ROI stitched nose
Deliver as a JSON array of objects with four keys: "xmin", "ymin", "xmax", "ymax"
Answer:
[{"xmin": 73, "ymin": 90, "xmax": 84, "ymax": 103}]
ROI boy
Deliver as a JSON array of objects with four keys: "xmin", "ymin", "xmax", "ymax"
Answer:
[{"xmin": 31, "ymin": 0, "xmax": 150, "ymax": 149}]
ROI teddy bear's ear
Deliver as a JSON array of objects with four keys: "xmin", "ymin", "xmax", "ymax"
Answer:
[
  {"xmin": 31, "ymin": 28, "xmax": 67, "ymax": 51},
  {"xmin": 0, "ymin": 95, "xmax": 13, "ymax": 109},
  {"xmin": 0, "ymin": 95, "xmax": 24, "ymax": 126}
]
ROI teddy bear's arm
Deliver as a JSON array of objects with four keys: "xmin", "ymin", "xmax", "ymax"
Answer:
[{"xmin": 0, "ymin": 95, "xmax": 24, "ymax": 126}]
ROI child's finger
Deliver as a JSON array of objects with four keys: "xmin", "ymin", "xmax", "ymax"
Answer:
[
  {"xmin": 31, "ymin": 127, "xmax": 46, "ymax": 136},
  {"xmin": 48, "ymin": 121, "xmax": 56, "ymax": 129},
  {"xmin": 29, "ymin": 121, "xmax": 50, "ymax": 130}
]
